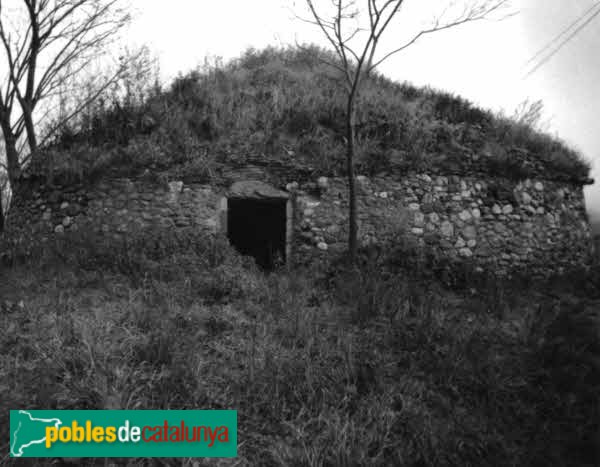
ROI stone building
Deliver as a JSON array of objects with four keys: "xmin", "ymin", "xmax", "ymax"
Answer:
[{"xmin": 3, "ymin": 151, "xmax": 595, "ymax": 275}]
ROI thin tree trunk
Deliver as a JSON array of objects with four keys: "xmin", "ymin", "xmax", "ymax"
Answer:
[
  {"xmin": 5, "ymin": 141, "xmax": 21, "ymax": 187},
  {"xmin": 1, "ymin": 124, "xmax": 21, "ymax": 188},
  {"xmin": 0, "ymin": 187, "xmax": 4, "ymax": 233},
  {"xmin": 23, "ymin": 0, "xmax": 40, "ymax": 153},
  {"xmin": 23, "ymin": 105, "xmax": 38, "ymax": 153},
  {"xmin": 346, "ymin": 96, "xmax": 358, "ymax": 263}
]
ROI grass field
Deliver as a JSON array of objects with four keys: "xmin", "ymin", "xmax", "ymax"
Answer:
[{"xmin": 0, "ymin": 233, "xmax": 598, "ymax": 466}]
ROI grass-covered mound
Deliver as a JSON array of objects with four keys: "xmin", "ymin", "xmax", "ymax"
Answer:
[{"xmin": 29, "ymin": 45, "xmax": 590, "ymax": 186}]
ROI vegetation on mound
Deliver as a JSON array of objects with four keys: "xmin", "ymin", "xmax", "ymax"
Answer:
[
  {"xmin": 1, "ymin": 228, "xmax": 599, "ymax": 466},
  {"xmin": 29, "ymin": 45, "xmax": 590, "ymax": 186}
]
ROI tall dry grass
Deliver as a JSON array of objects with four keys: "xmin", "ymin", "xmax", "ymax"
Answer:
[
  {"xmin": 0, "ymin": 229, "xmax": 598, "ymax": 466},
  {"xmin": 34, "ymin": 45, "xmax": 590, "ymax": 187}
]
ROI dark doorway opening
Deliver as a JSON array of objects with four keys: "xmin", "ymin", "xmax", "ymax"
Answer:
[{"xmin": 227, "ymin": 198, "xmax": 287, "ymax": 270}]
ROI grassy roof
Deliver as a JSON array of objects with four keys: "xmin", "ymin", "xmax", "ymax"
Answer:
[{"xmin": 27, "ymin": 45, "xmax": 591, "ymax": 185}]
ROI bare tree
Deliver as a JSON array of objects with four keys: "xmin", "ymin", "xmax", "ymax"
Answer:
[
  {"xmin": 299, "ymin": 0, "xmax": 511, "ymax": 262},
  {"xmin": 0, "ymin": 0, "xmax": 130, "ymax": 187}
]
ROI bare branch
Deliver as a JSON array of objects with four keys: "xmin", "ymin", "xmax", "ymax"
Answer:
[
  {"xmin": 39, "ymin": 63, "xmax": 124, "ymax": 148},
  {"xmin": 0, "ymin": 0, "xmax": 130, "ymax": 184},
  {"xmin": 367, "ymin": 1, "xmax": 511, "ymax": 72},
  {"xmin": 293, "ymin": 39, "xmax": 348, "ymax": 76}
]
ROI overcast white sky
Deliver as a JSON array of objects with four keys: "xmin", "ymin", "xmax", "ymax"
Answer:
[{"xmin": 128, "ymin": 0, "xmax": 600, "ymax": 217}]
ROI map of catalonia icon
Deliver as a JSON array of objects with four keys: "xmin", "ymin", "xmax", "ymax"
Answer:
[{"xmin": 10, "ymin": 410, "xmax": 63, "ymax": 457}]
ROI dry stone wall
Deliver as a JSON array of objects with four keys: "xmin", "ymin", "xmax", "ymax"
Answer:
[
  {"xmin": 293, "ymin": 173, "xmax": 594, "ymax": 274},
  {"xmin": 4, "ymin": 168, "xmax": 595, "ymax": 276},
  {"xmin": 6, "ymin": 177, "xmax": 223, "ymax": 243}
]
